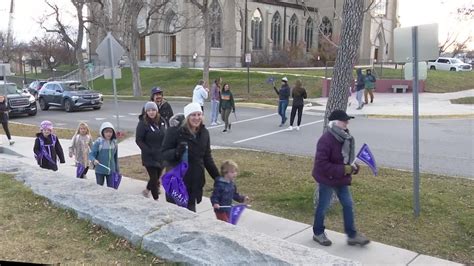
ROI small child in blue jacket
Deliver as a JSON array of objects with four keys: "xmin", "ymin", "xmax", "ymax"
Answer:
[
  {"xmin": 89, "ymin": 122, "xmax": 119, "ymax": 188},
  {"xmin": 211, "ymin": 160, "xmax": 248, "ymax": 223}
]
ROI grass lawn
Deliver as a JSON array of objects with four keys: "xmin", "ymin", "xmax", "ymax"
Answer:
[
  {"xmin": 119, "ymin": 150, "xmax": 474, "ymax": 265},
  {"xmin": 0, "ymin": 173, "xmax": 167, "ymax": 264},
  {"xmin": 450, "ymin": 96, "xmax": 474, "ymax": 104}
]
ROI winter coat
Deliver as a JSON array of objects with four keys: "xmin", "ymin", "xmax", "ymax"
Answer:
[
  {"xmin": 219, "ymin": 90, "xmax": 235, "ymax": 111},
  {"xmin": 274, "ymin": 83, "xmax": 290, "ymax": 101},
  {"xmin": 192, "ymin": 85, "xmax": 208, "ymax": 106},
  {"xmin": 210, "ymin": 176, "xmax": 245, "ymax": 214},
  {"xmin": 69, "ymin": 134, "xmax": 93, "ymax": 167},
  {"xmin": 34, "ymin": 133, "xmax": 65, "ymax": 171},
  {"xmin": 210, "ymin": 83, "xmax": 220, "ymax": 101},
  {"xmin": 364, "ymin": 74, "xmax": 376, "ymax": 89},
  {"xmin": 0, "ymin": 96, "xmax": 8, "ymax": 123},
  {"xmin": 312, "ymin": 131, "xmax": 352, "ymax": 187},
  {"xmin": 89, "ymin": 122, "xmax": 119, "ymax": 175},
  {"xmin": 135, "ymin": 114, "xmax": 166, "ymax": 167},
  {"xmin": 161, "ymin": 115, "xmax": 220, "ymax": 203},
  {"xmin": 291, "ymin": 87, "xmax": 307, "ymax": 106},
  {"xmin": 355, "ymin": 69, "xmax": 365, "ymax": 91}
]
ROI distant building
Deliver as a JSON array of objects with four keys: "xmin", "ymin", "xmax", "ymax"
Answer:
[{"xmin": 88, "ymin": 0, "xmax": 398, "ymax": 68}]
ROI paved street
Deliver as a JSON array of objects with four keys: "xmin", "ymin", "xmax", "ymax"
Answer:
[{"xmin": 8, "ymin": 99, "xmax": 474, "ymax": 178}]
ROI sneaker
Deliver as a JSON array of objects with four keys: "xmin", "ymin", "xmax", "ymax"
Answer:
[
  {"xmin": 9, "ymin": 140, "xmax": 15, "ymax": 145},
  {"xmin": 142, "ymin": 189, "xmax": 150, "ymax": 198},
  {"xmin": 216, "ymin": 121, "xmax": 222, "ymax": 125},
  {"xmin": 222, "ymin": 129, "xmax": 227, "ymax": 133},
  {"xmin": 356, "ymin": 107, "xmax": 362, "ymax": 110},
  {"xmin": 347, "ymin": 233, "xmax": 370, "ymax": 246},
  {"xmin": 210, "ymin": 122, "xmax": 217, "ymax": 126},
  {"xmin": 279, "ymin": 123, "xmax": 283, "ymax": 127},
  {"xmin": 288, "ymin": 126, "xmax": 293, "ymax": 131},
  {"xmin": 313, "ymin": 233, "xmax": 332, "ymax": 246},
  {"xmin": 296, "ymin": 126, "xmax": 300, "ymax": 131}
]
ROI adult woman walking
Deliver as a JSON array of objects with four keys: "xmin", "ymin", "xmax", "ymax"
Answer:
[
  {"xmin": 210, "ymin": 78, "xmax": 222, "ymax": 126},
  {"xmin": 0, "ymin": 95, "xmax": 14, "ymax": 145},
  {"xmin": 136, "ymin": 102, "xmax": 166, "ymax": 200},
  {"xmin": 161, "ymin": 102, "xmax": 220, "ymax": 212},
  {"xmin": 288, "ymin": 79, "xmax": 307, "ymax": 131},
  {"xmin": 273, "ymin": 77, "xmax": 290, "ymax": 127},
  {"xmin": 219, "ymin": 83, "xmax": 235, "ymax": 133}
]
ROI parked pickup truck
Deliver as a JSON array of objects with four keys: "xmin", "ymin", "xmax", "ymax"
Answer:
[
  {"xmin": 428, "ymin": 57, "xmax": 472, "ymax": 72},
  {"xmin": 0, "ymin": 81, "xmax": 37, "ymax": 116}
]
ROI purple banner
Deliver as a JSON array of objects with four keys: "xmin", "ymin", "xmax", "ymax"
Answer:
[
  {"xmin": 229, "ymin": 204, "xmax": 247, "ymax": 225},
  {"xmin": 266, "ymin": 76, "xmax": 275, "ymax": 84},
  {"xmin": 356, "ymin": 143, "xmax": 378, "ymax": 176},
  {"xmin": 161, "ymin": 162, "xmax": 189, "ymax": 207},
  {"xmin": 76, "ymin": 163, "xmax": 86, "ymax": 178}
]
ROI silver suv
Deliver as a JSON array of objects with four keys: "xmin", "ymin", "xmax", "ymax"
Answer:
[{"xmin": 38, "ymin": 81, "xmax": 103, "ymax": 112}]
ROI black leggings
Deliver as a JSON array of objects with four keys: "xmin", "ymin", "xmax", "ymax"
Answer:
[
  {"xmin": 1, "ymin": 121, "xmax": 11, "ymax": 140},
  {"xmin": 290, "ymin": 105, "xmax": 303, "ymax": 126},
  {"xmin": 145, "ymin": 166, "xmax": 163, "ymax": 200}
]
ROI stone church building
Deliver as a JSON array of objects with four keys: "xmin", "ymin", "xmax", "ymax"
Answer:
[{"xmin": 89, "ymin": 0, "xmax": 398, "ymax": 68}]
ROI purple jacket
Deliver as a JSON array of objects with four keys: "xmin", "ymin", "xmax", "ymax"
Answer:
[
  {"xmin": 210, "ymin": 83, "xmax": 220, "ymax": 101},
  {"xmin": 312, "ymin": 131, "xmax": 352, "ymax": 186}
]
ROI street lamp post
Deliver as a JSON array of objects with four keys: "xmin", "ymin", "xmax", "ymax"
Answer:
[
  {"xmin": 49, "ymin": 56, "xmax": 55, "ymax": 79},
  {"xmin": 21, "ymin": 55, "xmax": 27, "ymax": 86}
]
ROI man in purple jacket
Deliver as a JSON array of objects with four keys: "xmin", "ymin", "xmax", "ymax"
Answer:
[{"xmin": 312, "ymin": 110, "xmax": 370, "ymax": 247}]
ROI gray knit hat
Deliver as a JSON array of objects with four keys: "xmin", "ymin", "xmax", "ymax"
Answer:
[{"xmin": 144, "ymin": 101, "xmax": 158, "ymax": 111}]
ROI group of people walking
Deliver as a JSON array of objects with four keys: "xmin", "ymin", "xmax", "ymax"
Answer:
[{"xmin": 25, "ymin": 75, "xmax": 371, "ymax": 244}]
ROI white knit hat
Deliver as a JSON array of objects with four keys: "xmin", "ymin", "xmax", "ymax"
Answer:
[
  {"xmin": 282, "ymin": 77, "xmax": 288, "ymax": 82},
  {"xmin": 184, "ymin": 102, "xmax": 202, "ymax": 118}
]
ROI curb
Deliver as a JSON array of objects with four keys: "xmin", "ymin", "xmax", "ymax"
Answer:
[{"xmin": 366, "ymin": 114, "xmax": 474, "ymax": 119}]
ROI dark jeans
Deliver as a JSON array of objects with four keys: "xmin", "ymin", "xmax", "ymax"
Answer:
[
  {"xmin": 1, "ymin": 120, "xmax": 12, "ymax": 140},
  {"xmin": 277, "ymin": 100, "xmax": 289, "ymax": 124},
  {"xmin": 290, "ymin": 105, "xmax": 303, "ymax": 126},
  {"xmin": 96, "ymin": 173, "xmax": 113, "ymax": 188},
  {"xmin": 145, "ymin": 166, "xmax": 163, "ymax": 200},
  {"xmin": 313, "ymin": 183, "xmax": 357, "ymax": 238}
]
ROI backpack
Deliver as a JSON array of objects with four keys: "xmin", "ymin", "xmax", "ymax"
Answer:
[{"xmin": 35, "ymin": 135, "xmax": 58, "ymax": 165}]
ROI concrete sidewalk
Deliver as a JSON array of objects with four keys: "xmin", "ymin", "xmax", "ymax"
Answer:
[
  {"xmin": 0, "ymin": 135, "xmax": 461, "ymax": 265},
  {"xmin": 305, "ymin": 89, "xmax": 474, "ymax": 117}
]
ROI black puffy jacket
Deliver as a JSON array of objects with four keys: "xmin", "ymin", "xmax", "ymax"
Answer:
[{"xmin": 135, "ymin": 114, "xmax": 166, "ymax": 167}]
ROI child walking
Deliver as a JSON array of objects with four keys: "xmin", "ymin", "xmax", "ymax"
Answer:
[
  {"xmin": 89, "ymin": 122, "xmax": 119, "ymax": 188},
  {"xmin": 219, "ymin": 83, "xmax": 235, "ymax": 133},
  {"xmin": 33, "ymin": 120, "xmax": 65, "ymax": 171},
  {"xmin": 69, "ymin": 122, "xmax": 93, "ymax": 178},
  {"xmin": 211, "ymin": 160, "xmax": 248, "ymax": 223}
]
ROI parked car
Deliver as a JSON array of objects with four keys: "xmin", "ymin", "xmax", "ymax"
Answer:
[
  {"xmin": 38, "ymin": 81, "xmax": 103, "ymax": 112},
  {"xmin": 0, "ymin": 81, "xmax": 37, "ymax": 116},
  {"xmin": 428, "ymin": 57, "xmax": 472, "ymax": 71},
  {"xmin": 27, "ymin": 80, "xmax": 48, "ymax": 99}
]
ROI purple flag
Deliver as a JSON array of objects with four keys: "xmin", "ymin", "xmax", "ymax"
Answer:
[
  {"xmin": 266, "ymin": 76, "xmax": 275, "ymax": 84},
  {"xmin": 356, "ymin": 143, "xmax": 378, "ymax": 176},
  {"xmin": 76, "ymin": 163, "xmax": 86, "ymax": 178},
  {"xmin": 161, "ymin": 162, "xmax": 189, "ymax": 207},
  {"xmin": 111, "ymin": 172, "xmax": 122, "ymax": 189},
  {"xmin": 229, "ymin": 204, "xmax": 247, "ymax": 225}
]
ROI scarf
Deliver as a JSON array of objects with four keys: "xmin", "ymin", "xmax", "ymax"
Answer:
[{"xmin": 328, "ymin": 121, "xmax": 355, "ymax": 165}]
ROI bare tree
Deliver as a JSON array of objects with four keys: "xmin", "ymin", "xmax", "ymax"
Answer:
[
  {"xmin": 324, "ymin": 0, "xmax": 365, "ymax": 128},
  {"xmin": 439, "ymin": 4, "xmax": 473, "ymax": 56},
  {"xmin": 89, "ymin": 0, "xmax": 190, "ymax": 96},
  {"xmin": 29, "ymin": 35, "xmax": 73, "ymax": 72},
  {"xmin": 40, "ymin": 0, "xmax": 88, "ymax": 84},
  {"xmin": 189, "ymin": 0, "xmax": 211, "ymax": 86}
]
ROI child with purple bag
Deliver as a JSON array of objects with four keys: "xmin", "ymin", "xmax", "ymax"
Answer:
[{"xmin": 33, "ymin": 120, "xmax": 65, "ymax": 171}]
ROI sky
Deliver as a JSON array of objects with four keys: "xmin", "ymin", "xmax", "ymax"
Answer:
[{"xmin": 0, "ymin": 0, "xmax": 473, "ymax": 50}]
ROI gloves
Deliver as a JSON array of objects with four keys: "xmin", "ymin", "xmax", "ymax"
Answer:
[
  {"xmin": 352, "ymin": 163, "xmax": 360, "ymax": 175},
  {"xmin": 344, "ymin": 165, "xmax": 353, "ymax": 175},
  {"xmin": 175, "ymin": 142, "xmax": 187, "ymax": 159}
]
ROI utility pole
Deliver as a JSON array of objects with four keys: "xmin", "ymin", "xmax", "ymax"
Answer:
[{"xmin": 6, "ymin": 0, "xmax": 15, "ymax": 62}]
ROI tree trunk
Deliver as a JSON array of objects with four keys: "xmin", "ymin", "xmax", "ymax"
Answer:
[
  {"xmin": 129, "ymin": 40, "xmax": 142, "ymax": 97},
  {"xmin": 75, "ymin": 48, "xmax": 87, "ymax": 85},
  {"xmin": 202, "ymin": 5, "xmax": 211, "ymax": 86},
  {"xmin": 324, "ymin": 0, "xmax": 365, "ymax": 129}
]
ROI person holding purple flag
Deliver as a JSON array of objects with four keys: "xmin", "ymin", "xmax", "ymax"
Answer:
[
  {"xmin": 312, "ymin": 110, "xmax": 370, "ymax": 247},
  {"xmin": 161, "ymin": 102, "xmax": 220, "ymax": 212},
  {"xmin": 211, "ymin": 160, "xmax": 248, "ymax": 223}
]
